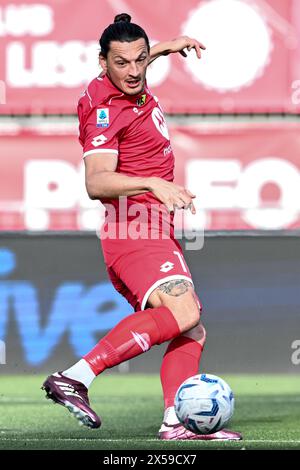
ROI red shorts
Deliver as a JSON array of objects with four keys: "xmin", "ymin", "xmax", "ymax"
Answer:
[{"xmin": 101, "ymin": 235, "xmax": 198, "ymax": 312}]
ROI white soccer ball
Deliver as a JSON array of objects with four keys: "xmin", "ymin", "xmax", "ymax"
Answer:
[{"xmin": 174, "ymin": 373, "xmax": 235, "ymax": 434}]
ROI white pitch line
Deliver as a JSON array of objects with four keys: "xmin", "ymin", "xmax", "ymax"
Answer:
[
  {"xmin": 0, "ymin": 438, "xmax": 299, "ymax": 444},
  {"xmin": 242, "ymin": 440, "xmax": 300, "ymax": 443}
]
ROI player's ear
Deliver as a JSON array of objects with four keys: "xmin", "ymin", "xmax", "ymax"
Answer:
[{"xmin": 99, "ymin": 54, "xmax": 108, "ymax": 74}]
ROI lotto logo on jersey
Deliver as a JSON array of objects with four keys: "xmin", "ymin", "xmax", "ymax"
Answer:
[{"xmin": 96, "ymin": 108, "xmax": 109, "ymax": 128}]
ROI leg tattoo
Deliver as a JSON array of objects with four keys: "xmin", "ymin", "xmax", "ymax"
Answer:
[{"xmin": 158, "ymin": 280, "xmax": 192, "ymax": 297}]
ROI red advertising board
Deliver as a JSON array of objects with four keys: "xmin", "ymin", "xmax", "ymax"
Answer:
[
  {"xmin": 1, "ymin": 120, "xmax": 300, "ymax": 231},
  {"xmin": 0, "ymin": 0, "xmax": 299, "ymax": 114}
]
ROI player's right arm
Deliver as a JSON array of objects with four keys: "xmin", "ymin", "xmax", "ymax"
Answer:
[
  {"xmin": 85, "ymin": 154, "xmax": 196, "ymax": 214},
  {"xmin": 84, "ymin": 152, "xmax": 151, "ymax": 198}
]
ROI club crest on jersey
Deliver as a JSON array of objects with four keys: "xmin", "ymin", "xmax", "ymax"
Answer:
[
  {"xmin": 136, "ymin": 94, "xmax": 146, "ymax": 107},
  {"xmin": 96, "ymin": 108, "xmax": 109, "ymax": 128}
]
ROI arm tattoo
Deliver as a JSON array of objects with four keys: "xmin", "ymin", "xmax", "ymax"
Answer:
[{"xmin": 158, "ymin": 279, "xmax": 192, "ymax": 297}]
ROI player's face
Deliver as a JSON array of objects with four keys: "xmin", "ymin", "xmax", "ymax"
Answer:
[{"xmin": 100, "ymin": 38, "xmax": 149, "ymax": 95}]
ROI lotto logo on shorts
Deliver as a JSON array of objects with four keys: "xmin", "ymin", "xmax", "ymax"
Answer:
[
  {"xmin": 96, "ymin": 108, "xmax": 109, "ymax": 128},
  {"xmin": 160, "ymin": 261, "xmax": 174, "ymax": 273}
]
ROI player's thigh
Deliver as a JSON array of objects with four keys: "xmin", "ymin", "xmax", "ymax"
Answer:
[
  {"xmin": 147, "ymin": 278, "xmax": 201, "ymax": 332},
  {"xmin": 103, "ymin": 237, "xmax": 203, "ymax": 324},
  {"xmin": 104, "ymin": 238, "xmax": 194, "ymax": 310}
]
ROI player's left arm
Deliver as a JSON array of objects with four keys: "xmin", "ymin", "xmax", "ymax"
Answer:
[{"xmin": 149, "ymin": 36, "xmax": 206, "ymax": 64}]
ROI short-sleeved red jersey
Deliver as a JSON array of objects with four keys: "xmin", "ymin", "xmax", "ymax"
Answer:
[
  {"xmin": 77, "ymin": 74, "xmax": 175, "ymax": 219},
  {"xmin": 78, "ymin": 75, "xmax": 197, "ymax": 311}
]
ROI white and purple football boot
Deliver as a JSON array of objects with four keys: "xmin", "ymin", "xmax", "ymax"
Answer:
[{"xmin": 42, "ymin": 372, "xmax": 101, "ymax": 429}]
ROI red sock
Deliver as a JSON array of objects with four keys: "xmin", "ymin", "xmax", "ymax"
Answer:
[
  {"xmin": 84, "ymin": 306, "xmax": 180, "ymax": 375},
  {"xmin": 160, "ymin": 336, "xmax": 203, "ymax": 409}
]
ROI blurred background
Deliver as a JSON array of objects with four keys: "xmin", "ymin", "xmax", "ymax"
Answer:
[{"xmin": 0, "ymin": 0, "xmax": 299, "ymax": 375}]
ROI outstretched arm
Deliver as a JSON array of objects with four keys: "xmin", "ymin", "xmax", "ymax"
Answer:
[{"xmin": 149, "ymin": 36, "xmax": 206, "ymax": 64}]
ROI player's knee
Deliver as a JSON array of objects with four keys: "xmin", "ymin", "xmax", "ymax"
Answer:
[
  {"xmin": 165, "ymin": 296, "xmax": 200, "ymax": 333},
  {"xmin": 180, "ymin": 301, "xmax": 201, "ymax": 332}
]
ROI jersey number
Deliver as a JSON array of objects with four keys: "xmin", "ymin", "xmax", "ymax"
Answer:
[{"xmin": 174, "ymin": 251, "xmax": 188, "ymax": 273}]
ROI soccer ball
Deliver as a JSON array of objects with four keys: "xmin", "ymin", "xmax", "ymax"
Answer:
[{"xmin": 174, "ymin": 373, "xmax": 234, "ymax": 435}]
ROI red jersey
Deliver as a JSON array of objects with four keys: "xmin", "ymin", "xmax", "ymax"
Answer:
[
  {"xmin": 77, "ymin": 74, "xmax": 175, "ymax": 220},
  {"xmin": 77, "ymin": 75, "xmax": 199, "ymax": 312}
]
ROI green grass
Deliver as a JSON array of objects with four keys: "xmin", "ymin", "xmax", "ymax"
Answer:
[{"xmin": 0, "ymin": 374, "xmax": 299, "ymax": 450}]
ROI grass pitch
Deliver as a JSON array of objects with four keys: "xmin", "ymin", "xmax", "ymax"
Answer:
[{"xmin": 0, "ymin": 374, "xmax": 299, "ymax": 450}]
